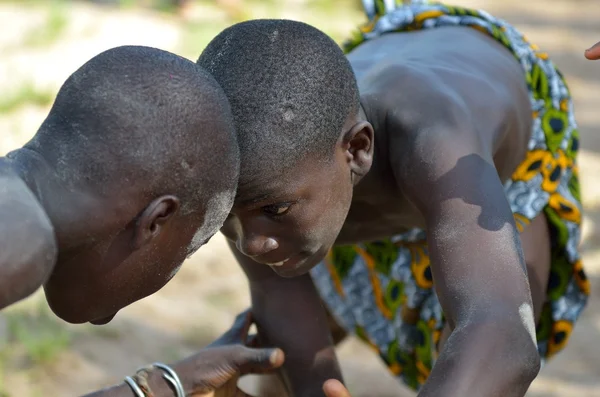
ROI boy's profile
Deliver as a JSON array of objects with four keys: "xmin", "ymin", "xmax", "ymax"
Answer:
[
  {"xmin": 0, "ymin": 45, "xmax": 287, "ymax": 397},
  {"xmin": 0, "ymin": 45, "xmax": 238, "ymax": 324},
  {"xmin": 198, "ymin": 1, "xmax": 589, "ymax": 396}
]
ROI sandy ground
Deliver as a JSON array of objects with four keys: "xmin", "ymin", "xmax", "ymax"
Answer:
[{"xmin": 0, "ymin": 0, "xmax": 599, "ymax": 396}]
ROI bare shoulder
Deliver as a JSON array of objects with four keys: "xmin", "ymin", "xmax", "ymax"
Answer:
[
  {"xmin": 0, "ymin": 167, "xmax": 56, "ymax": 307},
  {"xmin": 357, "ymin": 27, "xmax": 533, "ymax": 190},
  {"xmin": 357, "ymin": 25, "xmax": 531, "ymax": 145},
  {"xmin": 375, "ymin": 64, "xmax": 481, "ymax": 175}
]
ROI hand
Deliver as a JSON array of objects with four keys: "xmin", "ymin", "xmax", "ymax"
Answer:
[
  {"xmin": 323, "ymin": 380, "xmax": 352, "ymax": 397},
  {"xmin": 585, "ymin": 41, "xmax": 600, "ymax": 60},
  {"xmin": 175, "ymin": 310, "xmax": 285, "ymax": 397}
]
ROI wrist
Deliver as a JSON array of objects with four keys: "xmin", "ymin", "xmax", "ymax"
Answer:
[
  {"xmin": 171, "ymin": 358, "xmax": 196, "ymax": 395},
  {"xmin": 146, "ymin": 369, "xmax": 178, "ymax": 396}
]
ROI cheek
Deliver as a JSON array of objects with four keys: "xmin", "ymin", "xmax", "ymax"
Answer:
[
  {"xmin": 165, "ymin": 262, "xmax": 184, "ymax": 283},
  {"xmin": 299, "ymin": 190, "xmax": 351, "ymax": 243},
  {"xmin": 324, "ymin": 173, "xmax": 353, "ymax": 224}
]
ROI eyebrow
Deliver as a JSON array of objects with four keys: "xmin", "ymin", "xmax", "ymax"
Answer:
[{"xmin": 237, "ymin": 191, "xmax": 279, "ymax": 207}]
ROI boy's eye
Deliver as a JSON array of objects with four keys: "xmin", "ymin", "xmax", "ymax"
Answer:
[{"xmin": 262, "ymin": 203, "xmax": 292, "ymax": 216}]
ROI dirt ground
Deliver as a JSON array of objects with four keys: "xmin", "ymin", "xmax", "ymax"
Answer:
[{"xmin": 0, "ymin": 0, "xmax": 598, "ymax": 396}]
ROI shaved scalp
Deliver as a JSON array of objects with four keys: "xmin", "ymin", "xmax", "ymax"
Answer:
[
  {"xmin": 197, "ymin": 20, "xmax": 359, "ymax": 182},
  {"xmin": 28, "ymin": 45, "xmax": 239, "ymax": 217}
]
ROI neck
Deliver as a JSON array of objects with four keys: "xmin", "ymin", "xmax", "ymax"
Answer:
[
  {"xmin": 0, "ymin": 152, "xmax": 59, "ymax": 308},
  {"xmin": 6, "ymin": 147, "xmax": 100, "ymax": 250}
]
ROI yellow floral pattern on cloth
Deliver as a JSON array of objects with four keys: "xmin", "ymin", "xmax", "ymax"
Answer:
[{"xmin": 310, "ymin": 0, "xmax": 589, "ymax": 391}]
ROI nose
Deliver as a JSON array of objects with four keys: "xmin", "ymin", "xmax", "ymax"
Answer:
[{"xmin": 236, "ymin": 234, "xmax": 279, "ymax": 258}]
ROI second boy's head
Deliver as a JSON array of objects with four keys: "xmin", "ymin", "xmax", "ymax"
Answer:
[
  {"xmin": 12, "ymin": 46, "xmax": 239, "ymax": 323},
  {"xmin": 198, "ymin": 20, "xmax": 374, "ymax": 277}
]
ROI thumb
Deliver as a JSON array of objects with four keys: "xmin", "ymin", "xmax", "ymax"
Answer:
[
  {"xmin": 323, "ymin": 379, "xmax": 352, "ymax": 397},
  {"xmin": 585, "ymin": 41, "xmax": 600, "ymax": 60},
  {"xmin": 229, "ymin": 346, "xmax": 285, "ymax": 375}
]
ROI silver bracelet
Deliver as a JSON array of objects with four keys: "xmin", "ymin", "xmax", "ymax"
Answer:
[
  {"xmin": 152, "ymin": 362, "xmax": 185, "ymax": 397},
  {"xmin": 124, "ymin": 376, "xmax": 145, "ymax": 397}
]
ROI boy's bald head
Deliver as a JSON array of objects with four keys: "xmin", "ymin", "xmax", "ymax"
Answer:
[
  {"xmin": 16, "ymin": 45, "xmax": 239, "ymax": 324},
  {"xmin": 197, "ymin": 19, "xmax": 359, "ymax": 183},
  {"xmin": 198, "ymin": 21, "xmax": 375, "ymax": 280},
  {"xmin": 30, "ymin": 45, "xmax": 238, "ymax": 217}
]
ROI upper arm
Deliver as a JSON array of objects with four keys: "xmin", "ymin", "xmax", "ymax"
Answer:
[
  {"xmin": 228, "ymin": 239, "xmax": 333, "ymax": 347},
  {"xmin": 389, "ymin": 95, "xmax": 532, "ymax": 330},
  {"xmin": 0, "ymin": 175, "xmax": 57, "ymax": 308}
]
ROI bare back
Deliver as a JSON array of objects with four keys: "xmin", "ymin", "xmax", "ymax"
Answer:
[{"xmin": 339, "ymin": 26, "xmax": 533, "ymax": 244}]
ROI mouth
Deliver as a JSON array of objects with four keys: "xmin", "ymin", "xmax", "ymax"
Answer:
[
  {"xmin": 266, "ymin": 259, "xmax": 290, "ymax": 267},
  {"xmin": 268, "ymin": 252, "xmax": 321, "ymax": 277}
]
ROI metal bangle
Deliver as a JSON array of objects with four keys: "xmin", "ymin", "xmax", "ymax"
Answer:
[
  {"xmin": 124, "ymin": 376, "xmax": 145, "ymax": 397},
  {"xmin": 152, "ymin": 362, "xmax": 185, "ymax": 397}
]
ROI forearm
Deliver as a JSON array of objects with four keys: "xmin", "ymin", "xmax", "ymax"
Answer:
[
  {"xmin": 418, "ymin": 318, "xmax": 540, "ymax": 397},
  {"xmin": 251, "ymin": 274, "xmax": 343, "ymax": 397}
]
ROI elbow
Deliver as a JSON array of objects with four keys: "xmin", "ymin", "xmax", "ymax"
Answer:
[
  {"xmin": 497, "ymin": 312, "xmax": 541, "ymax": 384},
  {"xmin": 515, "ymin": 337, "xmax": 541, "ymax": 384},
  {"xmin": 456, "ymin": 315, "xmax": 541, "ymax": 387},
  {"xmin": 494, "ymin": 323, "xmax": 542, "ymax": 385}
]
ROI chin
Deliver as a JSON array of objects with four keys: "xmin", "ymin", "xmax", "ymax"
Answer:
[
  {"xmin": 43, "ymin": 295, "xmax": 86, "ymax": 325},
  {"xmin": 46, "ymin": 304, "xmax": 90, "ymax": 324},
  {"xmin": 89, "ymin": 313, "xmax": 117, "ymax": 325},
  {"xmin": 43, "ymin": 287, "xmax": 112, "ymax": 325},
  {"xmin": 270, "ymin": 251, "xmax": 325, "ymax": 278}
]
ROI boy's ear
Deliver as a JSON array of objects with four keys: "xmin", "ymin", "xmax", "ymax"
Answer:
[
  {"xmin": 133, "ymin": 195, "xmax": 180, "ymax": 250},
  {"xmin": 342, "ymin": 121, "xmax": 374, "ymax": 178}
]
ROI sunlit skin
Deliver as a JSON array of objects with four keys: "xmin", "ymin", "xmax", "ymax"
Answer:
[{"xmin": 224, "ymin": 27, "xmax": 550, "ymax": 397}]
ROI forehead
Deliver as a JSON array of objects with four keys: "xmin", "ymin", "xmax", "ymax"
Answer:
[{"xmin": 236, "ymin": 157, "xmax": 333, "ymax": 205}]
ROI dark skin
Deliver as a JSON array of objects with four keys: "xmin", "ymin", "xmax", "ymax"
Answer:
[
  {"xmin": 1, "ymin": 144, "xmax": 215, "ymax": 325},
  {"xmin": 0, "ymin": 150, "xmax": 287, "ymax": 397},
  {"xmin": 223, "ymin": 26, "xmax": 550, "ymax": 396},
  {"xmin": 82, "ymin": 311, "xmax": 285, "ymax": 397}
]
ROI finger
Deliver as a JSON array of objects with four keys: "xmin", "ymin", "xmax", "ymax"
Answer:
[
  {"xmin": 323, "ymin": 379, "xmax": 352, "ymax": 397},
  {"xmin": 233, "ymin": 308, "xmax": 253, "ymax": 342},
  {"xmin": 585, "ymin": 41, "xmax": 600, "ymax": 60},
  {"xmin": 230, "ymin": 346, "xmax": 285, "ymax": 375},
  {"xmin": 210, "ymin": 309, "xmax": 253, "ymax": 347}
]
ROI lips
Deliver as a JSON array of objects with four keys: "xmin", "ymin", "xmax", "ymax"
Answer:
[
  {"xmin": 266, "ymin": 259, "xmax": 289, "ymax": 267},
  {"xmin": 267, "ymin": 254, "xmax": 319, "ymax": 278}
]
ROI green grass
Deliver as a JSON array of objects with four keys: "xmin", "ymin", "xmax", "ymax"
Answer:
[
  {"xmin": 5, "ymin": 301, "xmax": 70, "ymax": 366},
  {"xmin": 178, "ymin": 19, "xmax": 231, "ymax": 60},
  {"xmin": 22, "ymin": 0, "xmax": 69, "ymax": 48},
  {"xmin": 0, "ymin": 83, "xmax": 54, "ymax": 114},
  {"xmin": 0, "ymin": 349, "xmax": 8, "ymax": 397},
  {"xmin": 114, "ymin": 0, "xmax": 181, "ymax": 13}
]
